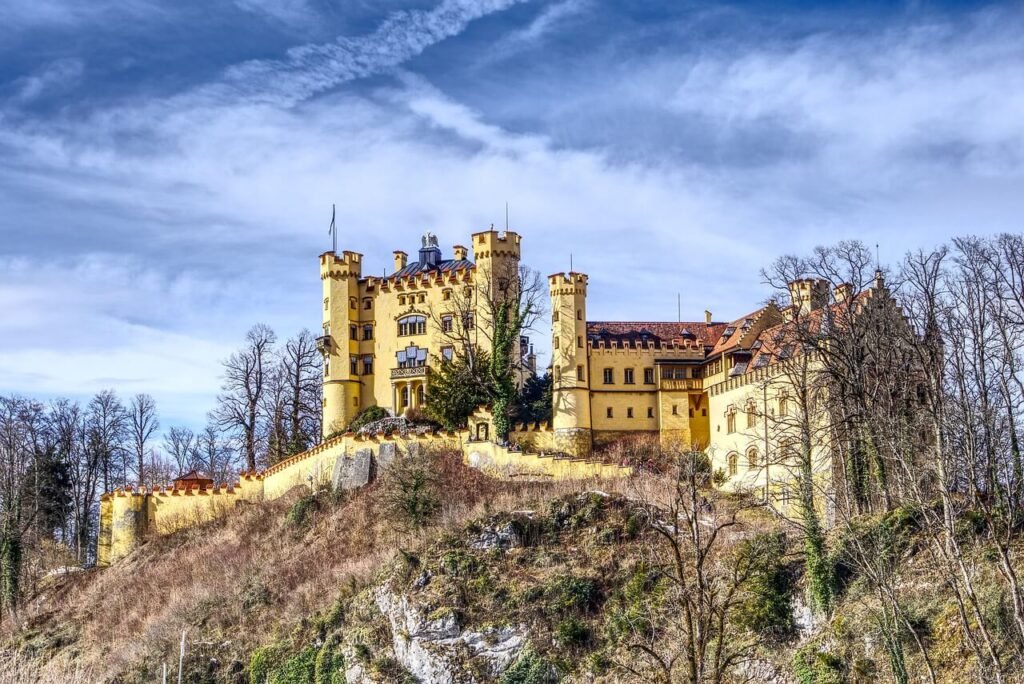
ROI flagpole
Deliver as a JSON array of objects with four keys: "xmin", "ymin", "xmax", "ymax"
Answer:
[{"xmin": 329, "ymin": 204, "xmax": 337, "ymax": 253}]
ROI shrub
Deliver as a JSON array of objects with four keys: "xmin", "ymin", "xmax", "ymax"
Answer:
[
  {"xmin": 499, "ymin": 650, "xmax": 559, "ymax": 684},
  {"xmin": 249, "ymin": 647, "xmax": 275, "ymax": 684},
  {"xmin": 544, "ymin": 576, "xmax": 600, "ymax": 615},
  {"xmin": 792, "ymin": 644, "xmax": 844, "ymax": 684},
  {"xmin": 403, "ymin": 406, "xmax": 440, "ymax": 428},
  {"xmin": 346, "ymin": 405, "xmax": 389, "ymax": 433},
  {"xmin": 733, "ymin": 533, "xmax": 796, "ymax": 639},
  {"xmin": 273, "ymin": 647, "xmax": 316, "ymax": 684},
  {"xmin": 286, "ymin": 494, "xmax": 320, "ymax": 528},
  {"xmin": 555, "ymin": 617, "xmax": 591, "ymax": 647},
  {"xmin": 314, "ymin": 634, "xmax": 345, "ymax": 684},
  {"xmin": 378, "ymin": 452, "xmax": 441, "ymax": 532}
]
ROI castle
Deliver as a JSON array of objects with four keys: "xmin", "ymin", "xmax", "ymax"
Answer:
[{"xmin": 99, "ymin": 228, "xmax": 897, "ymax": 565}]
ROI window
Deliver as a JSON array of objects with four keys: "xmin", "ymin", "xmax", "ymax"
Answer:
[
  {"xmin": 603, "ymin": 368, "xmax": 614, "ymax": 384},
  {"xmin": 576, "ymin": 309, "xmax": 582, "ymax": 320},
  {"xmin": 577, "ymin": 336, "xmax": 583, "ymax": 348},
  {"xmin": 727, "ymin": 412, "xmax": 736, "ymax": 434},
  {"xmin": 363, "ymin": 324, "xmax": 373, "ymax": 340},
  {"xmin": 702, "ymin": 408, "xmax": 707, "ymax": 417},
  {"xmin": 627, "ymin": 407, "xmax": 634, "ymax": 418},
  {"xmin": 354, "ymin": 396, "xmax": 360, "ymax": 408},
  {"xmin": 401, "ymin": 386, "xmax": 410, "ymax": 407},
  {"xmin": 672, "ymin": 405, "xmax": 678, "ymax": 416},
  {"xmin": 441, "ymin": 315, "xmax": 453, "ymax": 333},
  {"xmin": 746, "ymin": 403, "xmax": 757, "ymax": 429},
  {"xmin": 350, "ymin": 356, "xmax": 358, "ymax": 375},
  {"xmin": 350, "ymin": 324, "xmax": 357, "ymax": 340},
  {"xmin": 418, "ymin": 293, "xmax": 425, "ymax": 304},
  {"xmin": 553, "ymin": 311, "xmax": 560, "ymax": 322},
  {"xmin": 396, "ymin": 344, "xmax": 428, "ymax": 368},
  {"xmin": 647, "ymin": 407, "xmax": 654, "ymax": 418},
  {"xmin": 576, "ymin": 365, "xmax": 585, "ymax": 381},
  {"xmin": 399, "ymin": 295, "xmax": 406, "ymax": 305},
  {"xmin": 418, "ymin": 386, "xmax": 425, "ymax": 405},
  {"xmin": 323, "ymin": 359, "xmax": 329, "ymax": 377},
  {"xmin": 443, "ymin": 289, "xmax": 452, "ymax": 301},
  {"xmin": 728, "ymin": 453, "xmax": 738, "ymax": 476},
  {"xmin": 441, "ymin": 346, "xmax": 455, "ymax": 361},
  {"xmin": 349, "ymin": 297, "xmax": 357, "ymax": 309},
  {"xmin": 689, "ymin": 408, "xmax": 694, "ymax": 418},
  {"xmin": 323, "ymin": 297, "xmax": 329, "ymax": 311},
  {"xmin": 462, "ymin": 313, "xmax": 475, "ymax": 330},
  {"xmin": 398, "ymin": 315, "xmax": 426, "ymax": 336},
  {"xmin": 363, "ymin": 298, "xmax": 372, "ymax": 310},
  {"xmin": 606, "ymin": 407, "xmax": 613, "ymax": 418},
  {"xmin": 644, "ymin": 368, "xmax": 655, "ymax": 384},
  {"xmin": 362, "ymin": 356, "xmax": 373, "ymax": 375},
  {"xmin": 778, "ymin": 395, "xmax": 788, "ymax": 416},
  {"xmin": 624, "ymin": 368, "xmax": 635, "ymax": 384},
  {"xmin": 747, "ymin": 447, "xmax": 759, "ymax": 468}
]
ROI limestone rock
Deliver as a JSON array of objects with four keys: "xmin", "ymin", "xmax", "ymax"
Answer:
[
  {"xmin": 333, "ymin": 449, "xmax": 373, "ymax": 491},
  {"xmin": 374, "ymin": 585, "xmax": 527, "ymax": 683}
]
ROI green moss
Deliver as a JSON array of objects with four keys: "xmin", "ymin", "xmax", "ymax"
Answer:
[
  {"xmin": 554, "ymin": 617, "xmax": 590, "ymax": 648},
  {"xmin": 733, "ymin": 533, "xmax": 796, "ymax": 639}
]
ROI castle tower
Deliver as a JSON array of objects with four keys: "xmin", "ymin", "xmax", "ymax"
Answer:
[
  {"xmin": 471, "ymin": 229, "xmax": 523, "ymax": 356},
  {"xmin": 549, "ymin": 272, "xmax": 592, "ymax": 456},
  {"xmin": 319, "ymin": 250, "xmax": 363, "ymax": 437}
]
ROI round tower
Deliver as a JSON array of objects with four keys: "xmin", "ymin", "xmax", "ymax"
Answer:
[
  {"xmin": 320, "ymin": 250, "xmax": 363, "ymax": 437},
  {"xmin": 549, "ymin": 271, "xmax": 592, "ymax": 456}
]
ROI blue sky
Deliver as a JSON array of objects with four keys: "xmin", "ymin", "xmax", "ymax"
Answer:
[{"xmin": 1, "ymin": 0, "xmax": 1022, "ymax": 430}]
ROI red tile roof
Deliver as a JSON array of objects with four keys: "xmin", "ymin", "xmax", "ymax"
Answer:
[{"xmin": 586, "ymin": 321, "xmax": 729, "ymax": 348}]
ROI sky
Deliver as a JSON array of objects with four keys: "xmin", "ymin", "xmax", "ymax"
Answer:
[{"xmin": 1, "ymin": 0, "xmax": 1023, "ymax": 430}]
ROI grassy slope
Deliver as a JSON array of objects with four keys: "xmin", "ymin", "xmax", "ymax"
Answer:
[{"xmin": 3, "ymin": 455, "xmax": 1022, "ymax": 683}]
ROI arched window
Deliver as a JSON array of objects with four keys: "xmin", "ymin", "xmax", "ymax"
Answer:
[
  {"xmin": 726, "ymin": 408, "xmax": 737, "ymax": 434},
  {"xmin": 746, "ymin": 447, "xmax": 759, "ymax": 468},
  {"xmin": 778, "ymin": 394, "xmax": 788, "ymax": 417},
  {"xmin": 727, "ymin": 452, "xmax": 738, "ymax": 477},
  {"xmin": 398, "ymin": 315, "xmax": 426, "ymax": 336}
]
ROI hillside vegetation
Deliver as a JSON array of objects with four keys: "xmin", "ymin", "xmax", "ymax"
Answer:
[{"xmin": 3, "ymin": 449, "xmax": 1024, "ymax": 683}]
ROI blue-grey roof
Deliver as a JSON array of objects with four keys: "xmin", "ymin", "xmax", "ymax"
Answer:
[{"xmin": 392, "ymin": 258, "xmax": 474, "ymax": 278}]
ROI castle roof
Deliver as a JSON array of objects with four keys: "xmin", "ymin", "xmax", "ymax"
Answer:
[
  {"xmin": 586, "ymin": 321, "xmax": 728, "ymax": 349},
  {"xmin": 391, "ymin": 258, "xmax": 474, "ymax": 278}
]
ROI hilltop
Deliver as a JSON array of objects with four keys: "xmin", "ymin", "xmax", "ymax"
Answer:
[{"xmin": 2, "ymin": 450, "xmax": 1022, "ymax": 683}]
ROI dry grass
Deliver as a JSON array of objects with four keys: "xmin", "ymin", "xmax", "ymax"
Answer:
[{"xmin": 2, "ymin": 451, "xmax": 657, "ymax": 682}]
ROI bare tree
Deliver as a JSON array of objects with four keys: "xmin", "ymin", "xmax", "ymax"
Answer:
[
  {"xmin": 163, "ymin": 426, "xmax": 199, "ymax": 476},
  {"xmin": 212, "ymin": 324, "xmax": 276, "ymax": 471},
  {"xmin": 615, "ymin": 444, "xmax": 760, "ymax": 683},
  {"xmin": 85, "ymin": 390, "xmax": 127, "ymax": 495},
  {"xmin": 127, "ymin": 393, "xmax": 159, "ymax": 487},
  {"xmin": 279, "ymin": 329, "xmax": 322, "ymax": 454},
  {"xmin": 195, "ymin": 423, "xmax": 237, "ymax": 485}
]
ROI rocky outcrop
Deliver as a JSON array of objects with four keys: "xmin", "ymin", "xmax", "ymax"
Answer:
[{"xmin": 369, "ymin": 584, "xmax": 527, "ymax": 683}]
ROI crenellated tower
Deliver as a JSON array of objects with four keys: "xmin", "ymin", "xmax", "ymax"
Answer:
[
  {"xmin": 471, "ymin": 229, "xmax": 523, "ymax": 356},
  {"xmin": 549, "ymin": 271, "xmax": 592, "ymax": 456},
  {"xmin": 319, "ymin": 249, "xmax": 363, "ymax": 437}
]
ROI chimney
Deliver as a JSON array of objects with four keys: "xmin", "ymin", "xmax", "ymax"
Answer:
[
  {"xmin": 704, "ymin": 310, "xmax": 713, "ymax": 324},
  {"xmin": 453, "ymin": 245, "xmax": 468, "ymax": 261},
  {"xmin": 393, "ymin": 251, "xmax": 407, "ymax": 272}
]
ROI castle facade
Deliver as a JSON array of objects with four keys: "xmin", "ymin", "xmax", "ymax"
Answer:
[{"xmin": 318, "ymin": 229, "xmax": 534, "ymax": 436}]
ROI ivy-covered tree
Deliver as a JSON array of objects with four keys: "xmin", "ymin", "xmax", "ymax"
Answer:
[
  {"xmin": 427, "ymin": 259, "xmax": 545, "ymax": 440},
  {"xmin": 425, "ymin": 350, "xmax": 493, "ymax": 430}
]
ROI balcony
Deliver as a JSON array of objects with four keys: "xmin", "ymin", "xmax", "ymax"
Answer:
[
  {"xmin": 391, "ymin": 365, "xmax": 428, "ymax": 379},
  {"xmin": 315, "ymin": 335, "xmax": 332, "ymax": 353},
  {"xmin": 660, "ymin": 378, "xmax": 703, "ymax": 392}
]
